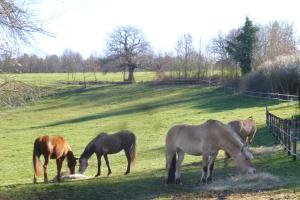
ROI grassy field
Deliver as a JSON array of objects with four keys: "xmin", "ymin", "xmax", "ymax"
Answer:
[
  {"xmin": 7, "ymin": 72, "xmax": 157, "ymax": 86},
  {"xmin": 0, "ymin": 73, "xmax": 299, "ymax": 199}
]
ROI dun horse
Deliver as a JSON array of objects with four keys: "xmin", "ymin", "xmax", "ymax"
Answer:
[
  {"xmin": 79, "ymin": 130, "xmax": 136, "ymax": 176},
  {"xmin": 228, "ymin": 117, "xmax": 257, "ymax": 145},
  {"xmin": 165, "ymin": 119, "xmax": 256, "ymax": 185},
  {"xmin": 33, "ymin": 135, "xmax": 77, "ymax": 183}
]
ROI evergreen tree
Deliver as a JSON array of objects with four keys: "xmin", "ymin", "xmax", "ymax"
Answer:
[{"xmin": 226, "ymin": 17, "xmax": 259, "ymax": 75}]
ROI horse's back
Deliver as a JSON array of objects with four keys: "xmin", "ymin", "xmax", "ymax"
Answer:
[
  {"xmin": 165, "ymin": 122, "xmax": 213, "ymax": 154},
  {"xmin": 34, "ymin": 135, "xmax": 70, "ymax": 158},
  {"xmin": 94, "ymin": 130, "xmax": 136, "ymax": 154}
]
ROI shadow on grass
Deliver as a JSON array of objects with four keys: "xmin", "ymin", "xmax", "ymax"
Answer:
[
  {"xmin": 32, "ymin": 86, "xmax": 280, "ymax": 129},
  {"xmin": 251, "ymin": 126, "xmax": 276, "ymax": 147},
  {"xmin": 3, "ymin": 153, "xmax": 299, "ymax": 200}
]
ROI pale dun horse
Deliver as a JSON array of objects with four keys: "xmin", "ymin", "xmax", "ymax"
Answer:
[
  {"xmin": 228, "ymin": 117, "xmax": 257, "ymax": 145},
  {"xmin": 165, "ymin": 119, "xmax": 256, "ymax": 185}
]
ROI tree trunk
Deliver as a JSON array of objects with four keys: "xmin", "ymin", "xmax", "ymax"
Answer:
[{"xmin": 127, "ymin": 66, "xmax": 135, "ymax": 82}]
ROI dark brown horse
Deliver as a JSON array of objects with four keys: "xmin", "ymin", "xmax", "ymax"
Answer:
[
  {"xmin": 79, "ymin": 130, "xmax": 136, "ymax": 177},
  {"xmin": 33, "ymin": 135, "xmax": 77, "ymax": 183}
]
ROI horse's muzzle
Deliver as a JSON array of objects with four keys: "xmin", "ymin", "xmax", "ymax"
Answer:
[{"xmin": 246, "ymin": 167, "xmax": 256, "ymax": 175}]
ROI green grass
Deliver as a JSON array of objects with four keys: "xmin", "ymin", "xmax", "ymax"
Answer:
[
  {"xmin": 0, "ymin": 73, "xmax": 299, "ymax": 199},
  {"xmin": 8, "ymin": 72, "xmax": 156, "ymax": 86}
]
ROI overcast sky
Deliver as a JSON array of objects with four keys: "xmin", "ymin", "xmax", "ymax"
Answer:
[{"xmin": 24, "ymin": 0, "xmax": 300, "ymax": 58}]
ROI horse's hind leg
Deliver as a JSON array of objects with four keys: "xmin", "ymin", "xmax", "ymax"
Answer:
[
  {"xmin": 124, "ymin": 149, "xmax": 131, "ymax": 175},
  {"xmin": 206, "ymin": 151, "xmax": 218, "ymax": 183},
  {"xmin": 175, "ymin": 150, "xmax": 185, "ymax": 185},
  {"xmin": 104, "ymin": 154, "xmax": 112, "ymax": 176},
  {"xmin": 43, "ymin": 154, "xmax": 50, "ymax": 183},
  {"xmin": 165, "ymin": 150, "xmax": 176, "ymax": 184}
]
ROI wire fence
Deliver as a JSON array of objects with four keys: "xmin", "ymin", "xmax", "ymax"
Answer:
[
  {"xmin": 266, "ymin": 107, "xmax": 300, "ymax": 160},
  {"xmin": 225, "ymin": 87, "xmax": 298, "ymax": 101},
  {"xmin": 148, "ymin": 78, "xmax": 299, "ymax": 101}
]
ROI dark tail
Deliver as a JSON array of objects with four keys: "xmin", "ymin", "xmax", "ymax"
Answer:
[
  {"xmin": 166, "ymin": 154, "xmax": 176, "ymax": 184},
  {"xmin": 129, "ymin": 134, "xmax": 137, "ymax": 166},
  {"xmin": 33, "ymin": 139, "xmax": 41, "ymax": 178}
]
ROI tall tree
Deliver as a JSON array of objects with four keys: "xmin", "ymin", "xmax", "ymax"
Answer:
[
  {"xmin": 106, "ymin": 25, "xmax": 151, "ymax": 82},
  {"xmin": 175, "ymin": 33, "xmax": 195, "ymax": 79},
  {"xmin": 226, "ymin": 17, "xmax": 259, "ymax": 75}
]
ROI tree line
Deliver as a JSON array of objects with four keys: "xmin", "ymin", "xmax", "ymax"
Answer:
[{"xmin": 0, "ymin": 0, "xmax": 299, "ymax": 83}]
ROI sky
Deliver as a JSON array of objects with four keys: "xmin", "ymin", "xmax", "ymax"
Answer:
[{"xmin": 23, "ymin": 0, "xmax": 300, "ymax": 58}]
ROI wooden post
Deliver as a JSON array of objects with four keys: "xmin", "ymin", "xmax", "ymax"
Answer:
[
  {"xmin": 292, "ymin": 121, "xmax": 297, "ymax": 160},
  {"xmin": 293, "ymin": 139, "xmax": 297, "ymax": 161},
  {"xmin": 283, "ymin": 120, "xmax": 287, "ymax": 150},
  {"xmin": 287, "ymin": 121, "xmax": 291, "ymax": 156}
]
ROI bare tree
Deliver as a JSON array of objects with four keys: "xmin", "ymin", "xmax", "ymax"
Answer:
[
  {"xmin": 211, "ymin": 33, "xmax": 228, "ymax": 78},
  {"xmin": 175, "ymin": 33, "xmax": 195, "ymax": 79},
  {"xmin": 85, "ymin": 55, "xmax": 100, "ymax": 81},
  {"xmin": 254, "ymin": 21, "xmax": 297, "ymax": 68},
  {"xmin": 0, "ymin": 0, "xmax": 48, "ymax": 57},
  {"xmin": 106, "ymin": 25, "xmax": 151, "ymax": 82},
  {"xmin": 61, "ymin": 49, "xmax": 83, "ymax": 81}
]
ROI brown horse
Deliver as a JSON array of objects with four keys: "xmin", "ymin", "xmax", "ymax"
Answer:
[
  {"xmin": 228, "ymin": 117, "xmax": 257, "ymax": 145},
  {"xmin": 33, "ymin": 135, "xmax": 77, "ymax": 183},
  {"xmin": 165, "ymin": 119, "xmax": 256, "ymax": 185},
  {"xmin": 79, "ymin": 130, "xmax": 136, "ymax": 176}
]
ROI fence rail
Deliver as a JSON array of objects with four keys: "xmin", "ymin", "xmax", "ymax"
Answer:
[
  {"xmin": 266, "ymin": 107, "xmax": 300, "ymax": 160},
  {"xmin": 150, "ymin": 79, "xmax": 299, "ymax": 101}
]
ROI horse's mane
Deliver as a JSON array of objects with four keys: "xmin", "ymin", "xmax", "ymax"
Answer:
[
  {"xmin": 211, "ymin": 120, "xmax": 243, "ymax": 150},
  {"xmin": 81, "ymin": 133, "xmax": 107, "ymax": 159}
]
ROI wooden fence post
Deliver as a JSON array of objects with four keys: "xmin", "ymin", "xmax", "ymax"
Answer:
[
  {"xmin": 292, "ymin": 121, "xmax": 297, "ymax": 160},
  {"xmin": 283, "ymin": 120, "xmax": 287, "ymax": 150},
  {"xmin": 287, "ymin": 121, "xmax": 291, "ymax": 156}
]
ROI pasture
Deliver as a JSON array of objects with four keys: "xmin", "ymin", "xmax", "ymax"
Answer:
[{"xmin": 0, "ymin": 73, "xmax": 299, "ymax": 200}]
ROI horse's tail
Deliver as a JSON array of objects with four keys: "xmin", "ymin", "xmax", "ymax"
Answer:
[
  {"xmin": 33, "ymin": 139, "xmax": 41, "ymax": 178},
  {"xmin": 166, "ymin": 153, "xmax": 176, "ymax": 184},
  {"xmin": 129, "ymin": 133, "xmax": 137, "ymax": 166}
]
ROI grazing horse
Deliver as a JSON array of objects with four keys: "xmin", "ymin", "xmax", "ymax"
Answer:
[
  {"xmin": 33, "ymin": 135, "xmax": 77, "ymax": 183},
  {"xmin": 228, "ymin": 117, "xmax": 257, "ymax": 145},
  {"xmin": 78, "ymin": 130, "xmax": 136, "ymax": 177},
  {"xmin": 165, "ymin": 119, "xmax": 256, "ymax": 185}
]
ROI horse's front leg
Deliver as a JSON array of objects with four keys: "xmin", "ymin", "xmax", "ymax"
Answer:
[
  {"xmin": 175, "ymin": 150, "xmax": 185, "ymax": 185},
  {"xmin": 43, "ymin": 154, "xmax": 50, "ymax": 183},
  {"xmin": 95, "ymin": 154, "xmax": 102, "ymax": 177},
  {"xmin": 103, "ymin": 154, "xmax": 112, "ymax": 176},
  {"xmin": 206, "ymin": 151, "xmax": 218, "ymax": 184},
  {"xmin": 56, "ymin": 157, "xmax": 64, "ymax": 182}
]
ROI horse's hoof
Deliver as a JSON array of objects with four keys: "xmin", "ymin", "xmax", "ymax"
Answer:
[
  {"xmin": 175, "ymin": 179, "xmax": 182, "ymax": 185},
  {"xmin": 107, "ymin": 172, "xmax": 111, "ymax": 176},
  {"xmin": 95, "ymin": 174, "xmax": 100, "ymax": 177},
  {"xmin": 166, "ymin": 179, "xmax": 175, "ymax": 185},
  {"xmin": 206, "ymin": 178, "xmax": 212, "ymax": 184},
  {"xmin": 124, "ymin": 172, "xmax": 129, "ymax": 175},
  {"xmin": 200, "ymin": 178, "xmax": 206, "ymax": 184}
]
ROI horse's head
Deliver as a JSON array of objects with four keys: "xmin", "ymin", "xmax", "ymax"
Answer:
[
  {"xmin": 79, "ymin": 156, "xmax": 89, "ymax": 174},
  {"xmin": 67, "ymin": 151, "xmax": 78, "ymax": 174},
  {"xmin": 234, "ymin": 144, "xmax": 256, "ymax": 174}
]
